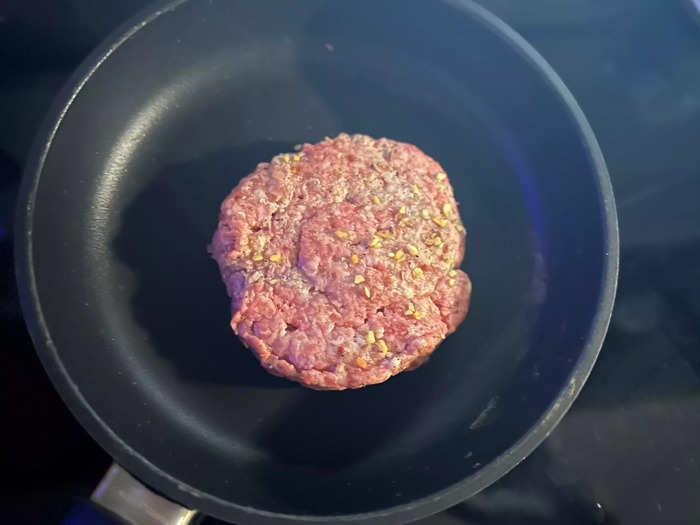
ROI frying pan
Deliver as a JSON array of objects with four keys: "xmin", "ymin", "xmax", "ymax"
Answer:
[{"xmin": 15, "ymin": 0, "xmax": 619, "ymax": 523}]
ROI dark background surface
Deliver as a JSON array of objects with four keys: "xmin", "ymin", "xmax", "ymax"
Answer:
[{"xmin": 1, "ymin": 1, "xmax": 699, "ymax": 524}]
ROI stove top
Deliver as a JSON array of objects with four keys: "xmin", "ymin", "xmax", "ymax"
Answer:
[{"xmin": 2, "ymin": 1, "xmax": 700, "ymax": 524}]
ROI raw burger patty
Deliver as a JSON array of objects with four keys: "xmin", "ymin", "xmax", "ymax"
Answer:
[{"xmin": 209, "ymin": 134, "xmax": 471, "ymax": 389}]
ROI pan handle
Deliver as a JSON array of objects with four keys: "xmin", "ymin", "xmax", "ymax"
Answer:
[{"xmin": 85, "ymin": 463, "xmax": 200, "ymax": 525}]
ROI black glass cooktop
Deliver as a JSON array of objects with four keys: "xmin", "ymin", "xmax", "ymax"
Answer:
[{"xmin": 2, "ymin": 1, "xmax": 699, "ymax": 524}]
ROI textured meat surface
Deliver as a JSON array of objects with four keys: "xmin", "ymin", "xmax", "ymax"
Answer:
[{"xmin": 210, "ymin": 134, "xmax": 471, "ymax": 389}]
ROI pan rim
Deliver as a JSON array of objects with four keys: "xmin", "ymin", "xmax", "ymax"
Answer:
[{"xmin": 15, "ymin": 0, "xmax": 619, "ymax": 523}]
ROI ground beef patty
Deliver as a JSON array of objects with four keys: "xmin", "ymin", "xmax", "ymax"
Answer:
[{"xmin": 210, "ymin": 134, "xmax": 471, "ymax": 389}]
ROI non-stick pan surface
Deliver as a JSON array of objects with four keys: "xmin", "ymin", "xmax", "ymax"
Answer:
[{"xmin": 16, "ymin": 0, "xmax": 618, "ymax": 523}]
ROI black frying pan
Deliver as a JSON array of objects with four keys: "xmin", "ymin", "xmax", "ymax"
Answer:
[{"xmin": 15, "ymin": 0, "xmax": 618, "ymax": 523}]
